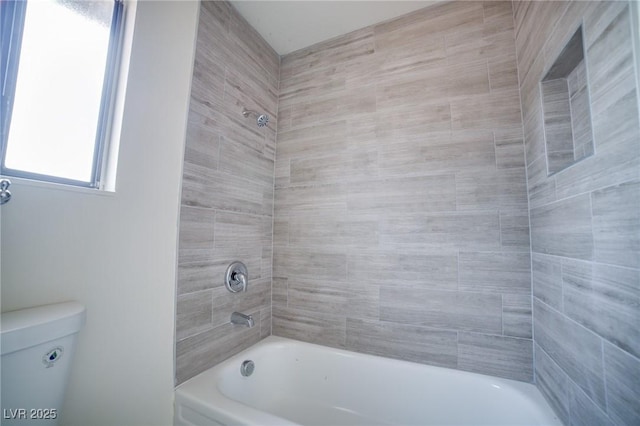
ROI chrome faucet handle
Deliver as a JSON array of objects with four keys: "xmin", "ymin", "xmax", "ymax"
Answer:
[
  {"xmin": 233, "ymin": 271, "xmax": 247, "ymax": 292},
  {"xmin": 225, "ymin": 261, "xmax": 248, "ymax": 293},
  {"xmin": 0, "ymin": 179, "xmax": 12, "ymax": 205}
]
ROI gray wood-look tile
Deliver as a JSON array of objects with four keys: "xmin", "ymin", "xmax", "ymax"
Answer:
[
  {"xmin": 459, "ymin": 252, "xmax": 531, "ymax": 295},
  {"xmin": 198, "ymin": 1, "xmax": 231, "ymax": 39},
  {"xmin": 261, "ymin": 246, "xmax": 273, "ymax": 279},
  {"xmin": 458, "ymin": 332, "xmax": 533, "ymax": 382},
  {"xmin": 176, "ymin": 0, "xmax": 278, "ymax": 385},
  {"xmin": 178, "ymin": 205, "xmax": 215, "ymax": 264},
  {"xmin": 177, "ymin": 262, "xmax": 218, "ymax": 296},
  {"xmin": 347, "ymin": 252, "xmax": 458, "ymax": 290},
  {"xmin": 523, "ymin": 104, "xmax": 548, "ymax": 169},
  {"xmin": 348, "ymin": 175, "xmax": 456, "ymax": 213},
  {"xmin": 483, "ymin": 1, "xmax": 514, "ymax": 32},
  {"xmin": 224, "ymin": 68, "xmax": 277, "ymax": 121},
  {"xmin": 346, "ymin": 318, "xmax": 458, "ymax": 368},
  {"xmin": 184, "ymin": 109, "xmax": 220, "ymax": 171},
  {"xmin": 213, "ymin": 211, "xmax": 272, "ymax": 250},
  {"xmin": 503, "ymin": 294, "xmax": 532, "ymax": 339},
  {"xmin": 286, "ymin": 279, "xmax": 379, "ymax": 320},
  {"xmin": 500, "ymin": 210, "xmax": 531, "ymax": 251},
  {"xmin": 210, "ymin": 278, "xmax": 271, "ymax": 328},
  {"xmin": 271, "ymin": 0, "xmax": 530, "ymax": 382},
  {"xmin": 569, "ymin": 385, "xmax": 615, "ymax": 426},
  {"xmin": 603, "ymin": 341, "xmax": 640, "ymax": 426},
  {"xmin": 562, "ymin": 258, "xmax": 640, "ymax": 359},
  {"xmin": 281, "ymin": 27, "xmax": 374, "ymax": 79},
  {"xmin": 514, "ymin": 1, "xmax": 569, "ymax": 80},
  {"xmin": 376, "ymin": 66, "xmax": 449, "ymax": 111},
  {"xmin": 456, "ymin": 168, "xmax": 528, "ymax": 211},
  {"xmin": 219, "ymin": 136, "xmax": 274, "ymax": 183},
  {"xmin": 585, "ymin": 5, "xmax": 634, "ymax": 117},
  {"xmin": 274, "ymin": 248, "xmax": 347, "ymax": 281},
  {"xmin": 274, "ymin": 183, "xmax": 347, "ymax": 215},
  {"xmin": 445, "ymin": 25, "xmax": 516, "ymax": 67},
  {"xmin": 540, "ymin": 2, "xmax": 592, "ymax": 76},
  {"xmin": 489, "ymin": 53, "xmax": 520, "ymax": 92},
  {"xmin": 519, "ymin": 52, "xmax": 545, "ymax": 124},
  {"xmin": 272, "ymin": 277, "xmax": 288, "ymax": 307},
  {"xmin": 276, "ymin": 120, "xmax": 348, "ymax": 160},
  {"xmin": 592, "ymin": 82, "xmax": 639, "ymax": 153},
  {"xmin": 291, "ymin": 89, "xmax": 376, "ymax": 129},
  {"xmin": 532, "ymin": 253, "xmax": 563, "ymax": 311},
  {"xmin": 260, "ymin": 308, "xmax": 272, "ymax": 339},
  {"xmin": 190, "ymin": 56, "xmax": 225, "ymax": 115},
  {"xmin": 591, "ymin": 180, "xmax": 640, "ymax": 269},
  {"xmin": 286, "ymin": 279, "xmax": 350, "ymax": 317},
  {"xmin": 535, "ymin": 344, "xmax": 571, "ymax": 425},
  {"xmin": 533, "ymin": 299, "xmax": 606, "ymax": 409},
  {"xmin": 272, "ymin": 306, "xmax": 346, "ymax": 349},
  {"xmin": 181, "ymin": 162, "xmax": 273, "ymax": 216},
  {"xmin": 378, "ymin": 131, "xmax": 497, "ymax": 177},
  {"xmin": 494, "ymin": 127, "xmax": 525, "ymax": 169},
  {"xmin": 203, "ymin": 246, "xmax": 264, "ymax": 288},
  {"xmin": 450, "ymin": 89, "xmax": 522, "ymax": 130},
  {"xmin": 554, "ymin": 132, "xmax": 640, "ymax": 201},
  {"xmin": 228, "ymin": 11, "xmax": 279, "ymax": 83},
  {"xmin": 273, "ymin": 217, "xmax": 288, "ymax": 246},
  {"xmin": 380, "ymin": 287, "xmax": 502, "ymax": 334},
  {"xmin": 526, "ymin": 155, "xmax": 557, "ymax": 209},
  {"xmin": 379, "ymin": 212, "xmax": 501, "ymax": 251},
  {"xmin": 530, "ymin": 194, "xmax": 594, "ymax": 260},
  {"xmin": 371, "ymin": 33, "xmax": 447, "ymax": 85},
  {"xmin": 567, "ymin": 61, "xmax": 594, "ymax": 160},
  {"xmin": 279, "ymin": 64, "xmax": 345, "ymax": 104},
  {"xmin": 375, "ymin": 101, "xmax": 452, "ymax": 135},
  {"xmin": 541, "ymin": 78, "xmax": 574, "ymax": 174},
  {"xmin": 176, "ymin": 290, "xmax": 213, "ymax": 341},
  {"xmin": 287, "ymin": 212, "xmax": 378, "ymax": 249},
  {"xmin": 175, "ymin": 314, "xmax": 262, "ymax": 385},
  {"xmin": 289, "ymin": 150, "xmax": 378, "ymax": 186},
  {"xmin": 373, "ymin": 1, "xmax": 484, "ymax": 48},
  {"xmin": 447, "ymin": 60, "xmax": 490, "ymax": 98}
]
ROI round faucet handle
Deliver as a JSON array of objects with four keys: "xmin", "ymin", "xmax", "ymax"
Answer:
[{"xmin": 225, "ymin": 261, "xmax": 248, "ymax": 293}]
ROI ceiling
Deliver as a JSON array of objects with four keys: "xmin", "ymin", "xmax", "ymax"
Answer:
[{"xmin": 229, "ymin": 1, "xmax": 436, "ymax": 56}]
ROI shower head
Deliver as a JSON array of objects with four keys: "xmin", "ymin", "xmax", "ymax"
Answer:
[{"xmin": 242, "ymin": 108, "xmax": 269, "ymax": 128}]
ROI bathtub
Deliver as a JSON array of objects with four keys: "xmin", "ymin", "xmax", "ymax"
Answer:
[{"xmin": 174, "ymin": 336, "xmax": 561, "ymax": 426}]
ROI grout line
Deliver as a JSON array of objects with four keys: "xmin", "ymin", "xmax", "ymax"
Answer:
[
  {"xmin": 510, "ymin": 0, "xmax": 537, "ymax": 386},
  {"xmin": 601, "ymin": 338, "xmax": 610, "ymax": 415}
]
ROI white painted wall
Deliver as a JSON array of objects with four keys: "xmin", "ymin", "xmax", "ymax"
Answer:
[{"xmin": 0, "ymin": 1, "xmax": 199, "ymax": 424}]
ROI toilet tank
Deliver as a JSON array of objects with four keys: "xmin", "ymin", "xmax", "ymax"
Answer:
[{"xmin": 1, "ymin": 301, "xmax": 86, "ymax": 425}]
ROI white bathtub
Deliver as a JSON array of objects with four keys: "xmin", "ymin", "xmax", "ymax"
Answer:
[{"xmin": 174, "ymin": 336, "xmax": 561, "ymax": 426}]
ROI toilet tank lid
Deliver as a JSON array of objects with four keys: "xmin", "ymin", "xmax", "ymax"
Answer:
[{"xmin": 1, "ymin": 301, "xmax": 86, "ymax": 355}]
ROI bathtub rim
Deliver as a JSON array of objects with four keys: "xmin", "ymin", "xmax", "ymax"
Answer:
[{"xmin": 174, "ymin": 335, "xmax": 560, "ymax": 426}]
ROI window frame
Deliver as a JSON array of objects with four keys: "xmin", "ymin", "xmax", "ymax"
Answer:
[{"xmin": 0, "ymin": 0, "xmax": 125, "ymax": 189}]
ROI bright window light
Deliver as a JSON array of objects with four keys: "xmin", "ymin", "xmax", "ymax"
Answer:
[{"xmin": 1, "ymin": 0, "xmax": 124, "ymax": 187}]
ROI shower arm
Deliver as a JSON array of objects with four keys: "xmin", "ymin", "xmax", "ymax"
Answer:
[{"xmin": 242, "ymin": 108, "xmax": 259, "ymax": 118}]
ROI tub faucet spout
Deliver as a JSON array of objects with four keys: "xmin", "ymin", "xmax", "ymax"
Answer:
[{"xmin": 230, "ymin": 312, "xmax": 254, "ymax": 328}]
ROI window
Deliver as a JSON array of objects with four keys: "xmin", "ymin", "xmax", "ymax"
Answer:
[{"xmin": 1, "ymin": 0, "xmax": 125, "ymax": 188}]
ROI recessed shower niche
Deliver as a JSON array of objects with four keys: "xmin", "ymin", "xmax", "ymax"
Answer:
[{"xmin": 540, "ymin": 26, "xmax": 594, "ymax": 175}]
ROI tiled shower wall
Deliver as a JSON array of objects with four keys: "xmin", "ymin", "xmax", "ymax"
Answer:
[
  {"xmin": 514, "ymin": 1, "xmax": 640, "ymax": 425},
  {"xmin": 273, "ymin": 1, "xmax": 534, "ymax": 382},
  {"xmin": 174, "ymin": 1, "xmax": 278, "ymax": 385}
]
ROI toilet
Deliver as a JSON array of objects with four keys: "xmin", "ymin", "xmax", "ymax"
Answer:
[{"xmin": 1, "ymin": 301, "xmax": 86, "ymax": 425}]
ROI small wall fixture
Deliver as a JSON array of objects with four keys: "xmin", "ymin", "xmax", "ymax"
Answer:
[
  {"xmin": 225, "ymin": 261, "xmax": 248, "ymax": 293},
  {"xmin": 0, "ymin": 179, "xmax": 12, "ymax": 205},
  {"xmin": 242, "ymin": 108, "xmax": 269, "ymax": 128}
]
